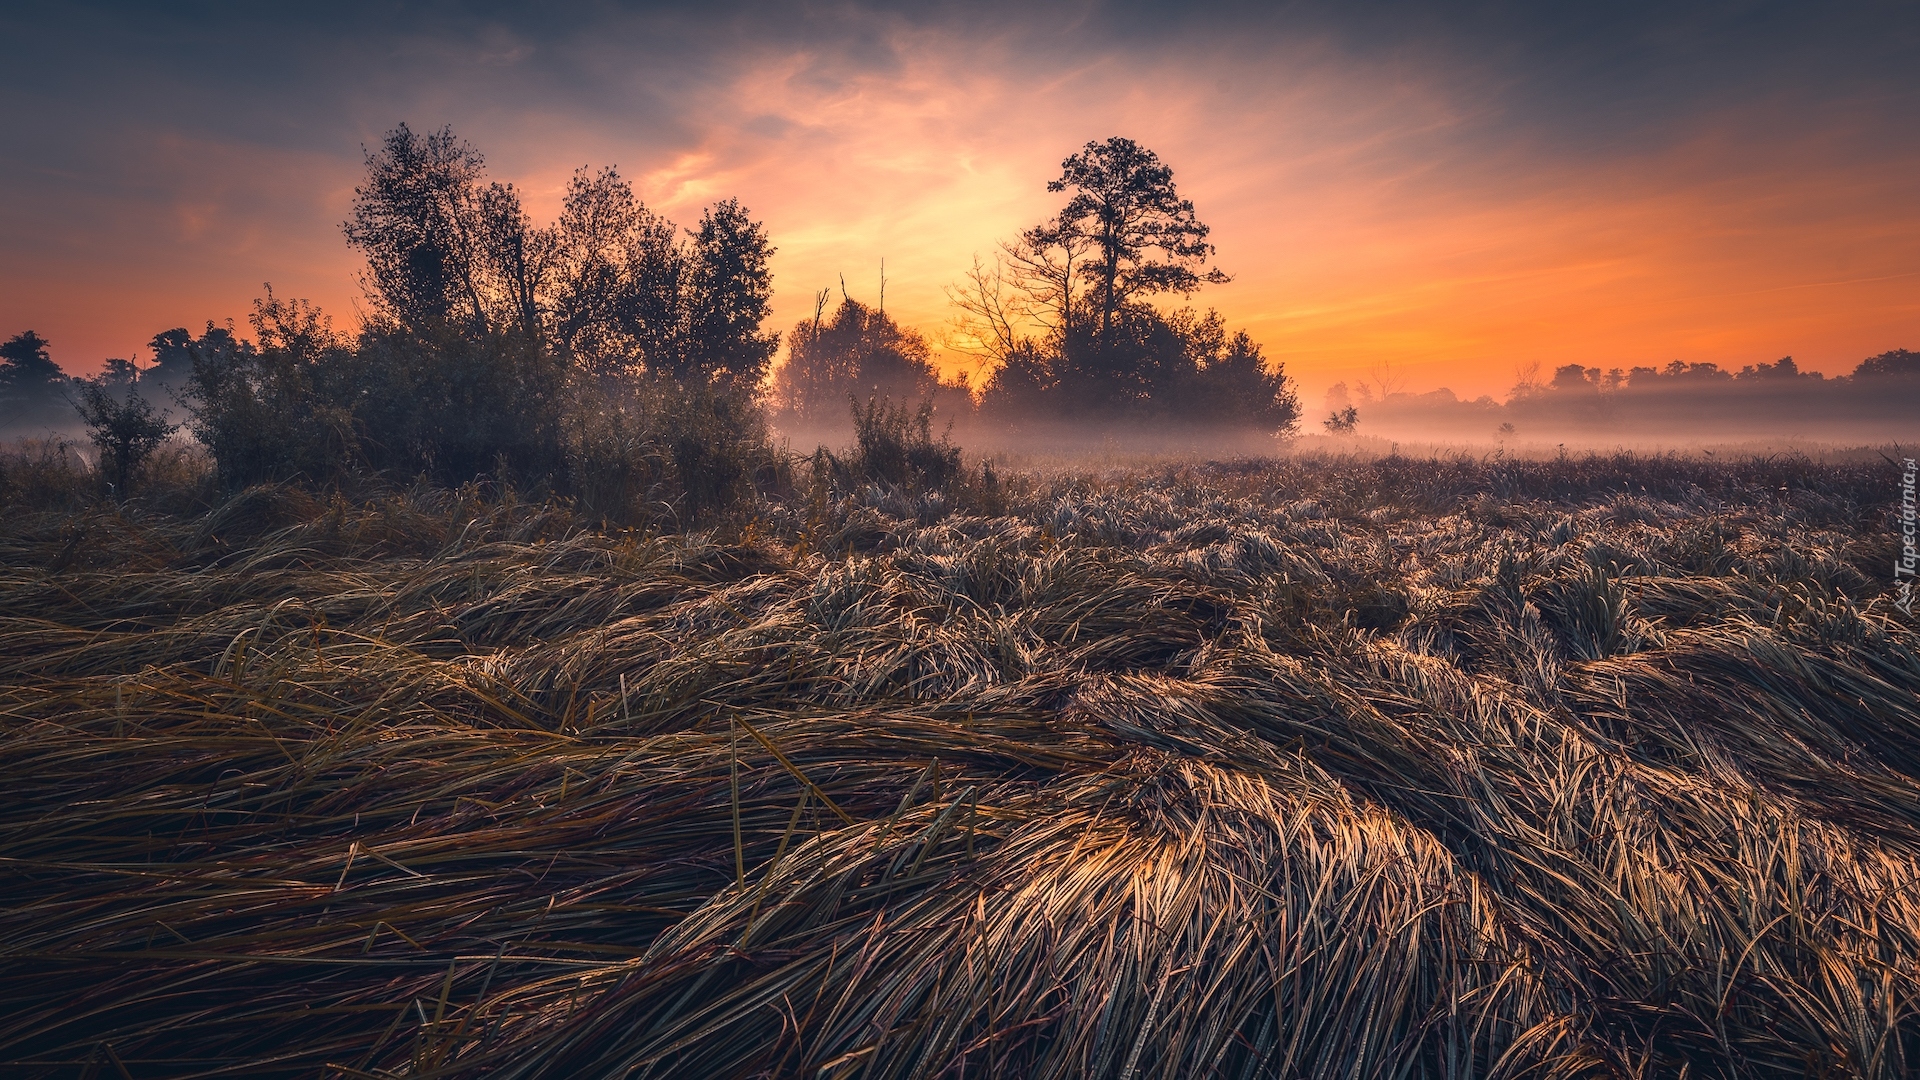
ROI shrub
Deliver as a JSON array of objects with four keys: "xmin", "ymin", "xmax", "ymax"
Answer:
[
  {"xmin": 182, "ymin": 296, "xmax": 360, "ymax": 490},
  {"xmin": 563, "ymin": 375, "xmax": 790, "ymax": 528},
  {"xmin": 180, "ymin": 293, "xmax": 571, "ymax": 493},
  {"xmin": 843, "ymin": 395, "xmax": 963, "ymax": 493},
  {"xmin": 71, "ymin": 376, "xmax": 177, "ymax": 500},
  {"xmin": 805, "ymin": 394, "xmax": 1015, "ymax": 520},
  {"xmin": 354, "ymin": 325, "xmax": 567, "ymax": 488}
]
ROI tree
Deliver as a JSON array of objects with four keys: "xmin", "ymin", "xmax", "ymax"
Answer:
[
  {"xmin": 1852, "ymin": 349, "xmax": 1920, "ymax": 379},
  {"xmin": 1055, "ymin": 299, "xmax": 1189, "ymax": 410},
  {"xmin": 1180, "ymin": 319, "xmax": 1300, "ymax": 435},
  {"xmin": 1324, "ymin": 407, "xmax": 1359, "ymax": 434},
  {"xmin": 343, "ymin": 124, "xmax": 547, "ymax": 340},
  {"xmin": 147, "ymin": 328, "xmax": 198, "ymax": 387},
  {"xmin": 355, "ymin": 323, "xmax": 565, "ymax": 484},
  {"xmin": 543, "ymin": 171, "xmax": 776, "ymax": 390},
  {"xmin": 678, "ymin": 198, "xmax": 778, "ymax": 389},
  {"xmin": 546, "ymin": 166, "xmax": 682, "ymax": 376},
  {"xmin": 1, "ymin": 331, "xmax": 56, "ymax": 381},
  {"xmin": 1551, "ymin": 364, "xmax": 1602, "ymax": 393},
  {"xmin": 1, "ymin": 331, "xmax": 71, "ymax": 427},
  {"xmin": 957, "ymin": 137, "xmax": 1272, "ymax": 426},
  {"xmin": 72, "ymin": 371, "xmax": 176, "ymax": 500},
  {"xmin": 949, "ymin": 230, "xmax": 1096, "ymax": 367},
  {"xmin": 777, "ymin": 291, "xmax": 938, "ymax": 422},
  {"xmin": 182, "ymin": 295, "xmax": 360, "ymax": 490},
  {"xmin": 1038, "ymin": 137, "xmax": 1227, "ymax": 346},
  {"xmin": 1736, "ymin": 356, "xmax": 1816, "ymax": 380}
]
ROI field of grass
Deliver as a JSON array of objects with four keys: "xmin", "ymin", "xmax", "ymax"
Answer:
[{"xmin": 2, "ymin": 452, "xmax": 1917, "ymax": 1078}]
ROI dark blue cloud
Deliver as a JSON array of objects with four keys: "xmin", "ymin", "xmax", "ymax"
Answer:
[
  {"xmin": 2, "ymin": 0, "xmax": 1914, "ymax": 372},
  {"xmin": 5, "ymin": 1, "xmax": 1913, "ymax": 162}
]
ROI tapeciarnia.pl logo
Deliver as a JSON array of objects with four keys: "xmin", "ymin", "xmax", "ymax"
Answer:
[{"xmin": 1898, "ymin": 457, "xmax": 1916, "ymax": 615}]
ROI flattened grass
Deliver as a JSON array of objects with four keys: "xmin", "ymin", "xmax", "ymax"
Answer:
[{"xmin": 2, "ymin": 453, "xmax": 1916, "ymax": 1078}]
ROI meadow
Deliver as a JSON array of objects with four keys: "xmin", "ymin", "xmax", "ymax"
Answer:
[{"xmin": 2, "ymin": 449, "xmax": 1916, "ymax": 1078}]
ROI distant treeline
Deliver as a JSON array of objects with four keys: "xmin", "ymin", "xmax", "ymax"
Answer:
[{"xmin": 1323, "ymin": 352, "xmax": 1919, "ymax": 444}]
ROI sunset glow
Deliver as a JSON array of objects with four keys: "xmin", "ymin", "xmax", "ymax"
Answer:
[
  {"xmin": 9, "ymin": 10, "xmax": 1920, "ymax": 1072},
  {"xmin": 4, "ymin": 3, "xmax": 1916, "ymax": 403}
]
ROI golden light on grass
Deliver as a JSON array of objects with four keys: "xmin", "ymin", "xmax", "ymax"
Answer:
[{"xmin": 2, "ymin": 452, "xmax": 1917, "ymax": 1075}]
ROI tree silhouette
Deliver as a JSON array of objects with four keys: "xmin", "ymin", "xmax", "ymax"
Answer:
[
  {"xmin": 964, "ymin": 137, "xmax": 1254, "ymax": 423},
  {"xmin": 542, "ymin": 171, "xmax": 775, "ymax": 389},
  {"xmin": 57, "ymin": 123, "xmax": 793, "ymax": 498},
  {"xmin": 1853, "ymin": 349, "xmax": 1920, "ymax": 379},
  {"xmin": 777, "ymin": 291, "xmax": 937, "ymax": 422},
  {"xmin": 146, "ymin": 328, "xmax": 199, "ymax": 388},
  {"xmin": 181, "ymin": 292, "xmax": 362, "ymax": 489},
  {"xmin": 1180, "ymin": 316, "xmax": 1300, "ymax": 434},
  {"xmin": 0, "ymin": 331, "xmax": 54, "ymax": 370},
  {"xmin": 677, "ymin": 198, "xmax": 778, "ymax": 390},
  {"xmin": 72, "ymin": 373, "xmax": 175, "ymax": 500},
  {"xmin": 339, "ymin": 126, "xmax": 772, "ymax": 485},
  {"xmin": 1, "ymin": 331, "xmax": 71, "ymax": 427},
  {"xmin": 1037, "ymin": 137, "xmax": 1227, "ymax": 345},
  {"xmin": 343, "ymin": 124, "xmax": 545, "ymax": 340},
  {"xmin": 546, "ymin": 166, "xmax": 682, "ymax": 376}
]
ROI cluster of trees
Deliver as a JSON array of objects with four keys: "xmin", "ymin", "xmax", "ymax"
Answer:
[
  {"xmin": 1522, "ymin": 352, "xmax": 1920, "ymax": 393},
  {"xmin": 14, "ymin": 122, "xmax": 1912, "ymax": 487},
  {"xmin": 955, "ymin": 138, "xmax": 1298, "ymax": 433},
  {"xmin": 773, "ymin": 289, "xmax": 944, "ymax": 424},
  {"xmin": 2, "ymin": 125, "xmax": 789, "ymax": 516},
  {"xmin": 6, "ymin": 128, "xmax": 1316, "ymax": 510},
  {"xmin": 773, "ymin": 138, "xmax": 1301, "ymax": 440},
  {"xmin": 1503, "ymin": 352, "xmax": 1920, "ymax": 440},
  {"xmin": 338, "ymin": 126, "xmax": 776, "ymax": 388}
]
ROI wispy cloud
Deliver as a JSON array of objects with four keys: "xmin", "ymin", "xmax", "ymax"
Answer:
[{"xmin": 1, "ymin": 1, "xmax": 1914, "ymax": 399}]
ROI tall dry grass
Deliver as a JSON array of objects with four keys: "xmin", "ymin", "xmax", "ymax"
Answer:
[{"xmin": 1, "ymin": 452, "xmax": 1915, "ymax": 1078}]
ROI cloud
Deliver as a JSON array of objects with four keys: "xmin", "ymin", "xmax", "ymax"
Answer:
[{"xmin": 1, "ymin": 0, "xmax": 1915, "ymax": 400}]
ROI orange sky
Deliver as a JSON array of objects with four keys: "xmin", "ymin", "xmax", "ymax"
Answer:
[{"xmin": 3, "ymin": 3, "xmax": 1916, "ymax": 407}]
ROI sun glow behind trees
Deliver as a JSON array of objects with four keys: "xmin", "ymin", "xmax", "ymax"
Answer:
[{"xmin": 2, "ymin": 4, "xmax": 1916, "ymax": 405}]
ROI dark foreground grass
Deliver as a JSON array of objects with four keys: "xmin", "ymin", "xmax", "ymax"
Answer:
[{"xmin": 1, "ymin": 453, "xmax": 1916, "ymax": 1078}]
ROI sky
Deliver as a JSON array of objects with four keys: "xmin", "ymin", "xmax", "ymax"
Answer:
[{"xmin": 3, "ymin": 0, "xmax": 1917, "ymax": 404}]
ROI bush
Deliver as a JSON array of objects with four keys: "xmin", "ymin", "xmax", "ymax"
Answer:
[
  {"xmin": 71, "ymin": 376, "xmax": 177, "ymax": 500},
  {"xmin": 180, "ymin": 293, "xmax": 570, "ymax": 493},
  {"xmin": 178, "ymin": 290, "xmax": 781, "ymax": 525},
  {"xmin": 807, "ymin": 395, "xmax": 1011, "ymax": 519},
  {"xmin": 182, "ymin": 296, "xmax": 360, "ymax": 491},
  {"xmin": 354, "ymin": 325, "xmax": 567, "ymax": 488},
  {"xmin": 564, "ymin": 375, "xmax": 790, "ymax": 529},
  {"xmin": 839, "ymin": 395, "xmax": 963, "ymax": 493},
  {"xmin": 976, "ymin": 304, "xmax": 1300, "ymax": 437}
]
